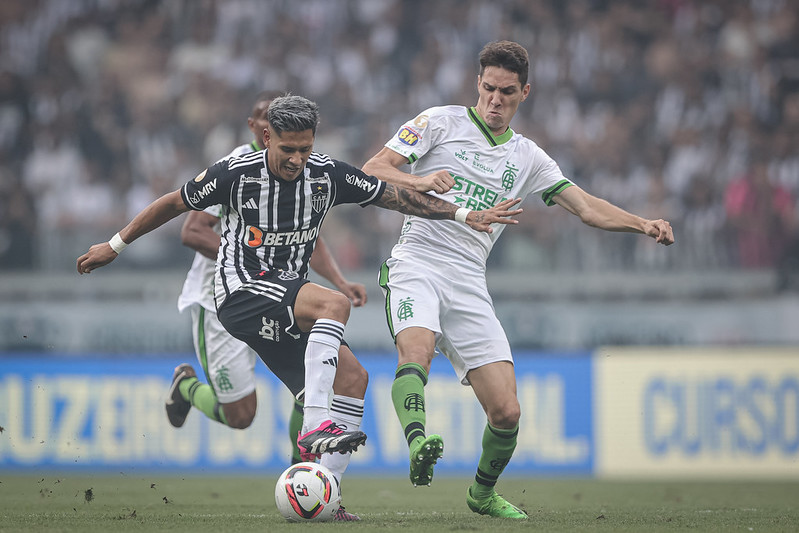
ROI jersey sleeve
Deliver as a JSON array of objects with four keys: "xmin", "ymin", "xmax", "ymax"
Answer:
[
  {"xmin": 181, "ymin": 160, "xmax": 234, "ymax": 211},
  {"xmin": 330, "ymin": 160, "xmax": 387, "ymax": 207},
  {"xmin": 384, "ymin": 107, "xmax": 441, "ymax": 164},
  {"xmin": 525, "ymin": 145, "xmax": 574, "ymax": 206}
]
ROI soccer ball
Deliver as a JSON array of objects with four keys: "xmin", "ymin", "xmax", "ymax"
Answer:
[{"xmin": 274, "ymin": 462, "xmax": 341, "ymax": 522}]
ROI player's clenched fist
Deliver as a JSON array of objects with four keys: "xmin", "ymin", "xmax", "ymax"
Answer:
[{"xmin": 76, "ymin": 242, "xmax": 118, "ymax": 274}]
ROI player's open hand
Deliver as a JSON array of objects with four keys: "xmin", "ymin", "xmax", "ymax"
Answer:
[
  {"xmin": 643, "ymin": 219, "xmax": 674, "ymax": 245},
  {"xmin": 465, "ymin": 198, "xmax": 523, "ymax": 233},
  {"xmin": 76, "ymin": 243, "xmax": 118, "ymax": 274},
  {"xmin": 416, "ymin": 170, "xmax": 456, "ymax": 194}
]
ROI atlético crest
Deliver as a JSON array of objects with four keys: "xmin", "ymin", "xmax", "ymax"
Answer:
[
  {"xmin": 311, "ymin": 182, "xmax": 329, "ymax": 213},
  {"xmin": 278, "ymin": 270, "xmax": 300, "ymax": 281}
]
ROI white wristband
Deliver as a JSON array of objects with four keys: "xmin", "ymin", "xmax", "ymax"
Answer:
[
  {"xmin": 108, "ymin": 232, "xmax": 128, "ymax": 254},
  {"xmin": 454, "ymin": 207, "xmax": 471, "ymax": 224}
]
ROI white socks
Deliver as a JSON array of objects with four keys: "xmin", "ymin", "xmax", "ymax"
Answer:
[
  {"xmin": 302, "ymin": 319, "xmax": 345, "ymax": 432},
  {"xmin": 320, "ymin": 394, "xmax": 365, "ymax": 482}
]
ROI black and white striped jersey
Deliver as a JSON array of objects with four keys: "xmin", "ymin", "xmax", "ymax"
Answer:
[{"xmin": 181, "ymin": 149, "xmax": 386, "ymax": 308}]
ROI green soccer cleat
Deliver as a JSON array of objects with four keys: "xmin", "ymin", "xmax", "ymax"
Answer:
[
  {"xmin": 409, "ymin": 434, "xmax": 444, "ymax": 486},
  {"xmin": 466, "ymin": 488, "xmax": 528, "ymax": 519}
]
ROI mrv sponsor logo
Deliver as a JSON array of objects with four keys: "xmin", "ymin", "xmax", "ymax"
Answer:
[
  {"xmin": 189, "ymin": 178, "xmax": 217, "ymax": 204},
  {"xmin": 345, "ymin": 174, "xmax": 377, "ymax": 193}
]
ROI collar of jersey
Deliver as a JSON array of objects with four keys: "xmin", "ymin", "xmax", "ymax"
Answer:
[
  {"xmin": 261, "ymin": 149, "xmax": 305, "ymax": 183},
  {"xmin": 468, "ymin": 107, "xmax": 514, "ymax": 146}
]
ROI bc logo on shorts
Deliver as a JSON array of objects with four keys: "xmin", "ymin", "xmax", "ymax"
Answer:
[{"xmin": 397, "ymin": 127, "xmax": 420, "ymax": 146}]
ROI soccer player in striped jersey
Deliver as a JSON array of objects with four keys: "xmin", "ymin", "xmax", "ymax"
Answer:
[
  {"xmin": 363, "ymin": 40, "xmax": 674, "ymax": 519},
  {"xmin": 174, "ymin": 92, "xmax": 368, "ymax": 520},
  {"xmin": 77, "ymin": 94, "xmax": 522, "ymax": 514}
]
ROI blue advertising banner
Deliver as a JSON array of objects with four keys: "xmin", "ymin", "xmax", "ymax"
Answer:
[{"xmin": 0, "ymin": 352, "xmax": 594, "ymax": 476}]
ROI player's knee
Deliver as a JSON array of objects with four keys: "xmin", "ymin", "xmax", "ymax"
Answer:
[
  {"xmin": 225, "ymin": 411, "xmax": 255, "ymax": 429},
  {"xmin": 222, "ymin": 402, "xmax": 257, "ymax": 429},
  {"xmin": 396, "ymin": 342, "xmax": 435, "ymax": 370},
  {"xmin": 396, "ymin": 330, "xmax": 436, "ymax": 369},
  {"xmin": 317, "ymin": 291, "xmax": 351, "ymax": 323},
  {"xmin": 487, "ymin": 400, "xmax": 521, "ymax": 429},
  {"xmin": 353, "ymin": 364, "xmax": 369, "ymax": 395},
  {"xmin": 227, "ymin": 415, "xmax": 253, "ymax": 429}
]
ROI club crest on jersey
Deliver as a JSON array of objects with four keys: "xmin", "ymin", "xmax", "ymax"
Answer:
[
  {"xmin": 502, "ymin": 161, "xmax": 519, "ymax": 191},
  {"xmin": 397, "ymin": 126, "xmax": 420, "ymax": 146},
  {"xmin": 278, "ymin": 270, "xmax": 299, "ymax": 281},
  {"xmin": 311, "ymin": 183, "xmax": 329, "ymax": 213}
]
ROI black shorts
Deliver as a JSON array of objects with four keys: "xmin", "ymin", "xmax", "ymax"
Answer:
[{"xmin": 216, "ymin": 272, "xmax": 311, "ymax": 398}]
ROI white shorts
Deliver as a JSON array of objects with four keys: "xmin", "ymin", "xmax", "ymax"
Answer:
[
  {"xmin": 190, "ymin": 304, "xmax": 257, "ymax": 403},
  {"xmin": 379, "ymin": 256, "xmax": 513, "ymax": 385}
]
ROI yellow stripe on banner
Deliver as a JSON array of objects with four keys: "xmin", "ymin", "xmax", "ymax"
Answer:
[{"xmin": 594, "ymin": 347, "xmax": 799, "ymax": 479}]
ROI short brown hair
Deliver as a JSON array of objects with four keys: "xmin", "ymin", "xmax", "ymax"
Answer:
[{"xmin": 478, "ymin": 40, "xmax": 529, "ymax": 87}]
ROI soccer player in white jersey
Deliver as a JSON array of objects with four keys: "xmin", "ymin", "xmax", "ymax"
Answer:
[
  {"xmin": 77, "ymin": 94, "xmax": 522, "ymax": 518},
  {"xmin": 363, "ymin": 41, "xmax": 674, "ymax": 519},
  {"xmin": 173, "ymin": 93, "xmax": 369, "ymax": 520}
]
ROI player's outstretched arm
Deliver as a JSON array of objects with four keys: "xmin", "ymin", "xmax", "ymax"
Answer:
[
  {"xmin": 309, "ymin": 237, "xmax": 367, "ymax": 307},
  {"xmin": 77, "ymin": 190, "xmax": 190, "ymax": 274},
  {"xmin": 363, "ymin": 147, "xmax": 455, "ymax": 194},
  {"xmin": 552, "ymin": 185, "xmax": 674, "ymax": 245},
  {"xmin": 373, "ymin": 183, "xmax": 522, "ymax": 234}
]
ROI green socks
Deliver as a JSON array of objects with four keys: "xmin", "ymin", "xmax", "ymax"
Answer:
[
  {"xmin": 179, "ymin": 377, "xmax": 228, "ymax": 425},
  {"xmin": 289, "ymin": 399, "xmax": 304, "ymax": 463},
  {"xmin": 392, "ymin": 362, "xmax": 518, "ymax": 500},
  {"xmin": 470, "ymin": 423, "xmax": 518, "ymax": 500},
  {"xmin": 391, "ymin": 362, "xmax": 429, "ymax": 450}
]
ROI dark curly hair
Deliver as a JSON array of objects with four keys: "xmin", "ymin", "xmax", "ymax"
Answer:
[{"xmin": 478, "ymin": 40, "xmax": 529, "ymax": 87}]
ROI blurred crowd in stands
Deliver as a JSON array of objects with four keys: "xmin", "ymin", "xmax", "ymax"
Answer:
[{"xmin": 1, "ymin": 0, "xmax": 798, "ymax": 285}]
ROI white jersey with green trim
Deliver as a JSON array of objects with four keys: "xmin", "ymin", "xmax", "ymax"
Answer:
[
  {"xmin": 384, "ymin": 105, "xmax": 573, "ymax": 270},
  {"xmin": 177, "ymin": 142, "xmax": 259, "ymax": 312}
]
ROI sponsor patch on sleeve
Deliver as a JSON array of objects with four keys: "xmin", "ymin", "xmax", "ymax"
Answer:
[{"xmin": 396, "ymin": 126, "xmax": 420, "ymax": 146}]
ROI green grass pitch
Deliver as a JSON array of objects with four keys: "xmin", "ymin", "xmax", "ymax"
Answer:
[{"xmin": 1, "ymin": 474, "xmax": 798, "ymax": 532}]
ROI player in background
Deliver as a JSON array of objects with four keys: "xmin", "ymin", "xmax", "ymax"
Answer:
[
  {"xmin": 77, "ymin": 94, "xmax": 522, "ymax": 518},
  {"xmin": 363, "ymin": 40, "xmax": 674, "ymax": 519},
  {"xmin": 174, "ymin": 92, "xmax": 368, "ymax": 483}
]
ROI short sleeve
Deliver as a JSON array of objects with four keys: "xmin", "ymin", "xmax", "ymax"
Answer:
[
  {"xmin": 181, "ymin": 161, "xmax": 233, "ymax": 211},
  {"xmin": 330, "ymin": 160, "xmax": 386, "ymax": 207},
  {"xmin": 527, "ymin": 146, "xmax": 573, "ymax": 206},
  {"xmin": 384, "ymin": 108, "xmax": 440, "ymax": 164}
]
